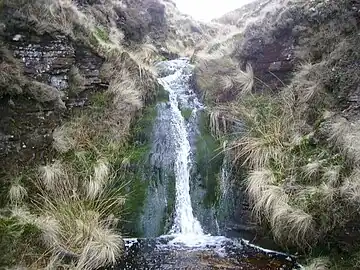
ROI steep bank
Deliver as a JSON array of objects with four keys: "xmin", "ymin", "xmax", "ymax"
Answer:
[
  {"xmin": 119, "ymin": 58, "xmax": 298, "ymax": 270},
  {"xmin": 193, "ymin": 0, "xmax": 360, "ymax": 268},
  {"xmin": 0, "ymin": 0, "xmax": 215, "ymax": 268}
]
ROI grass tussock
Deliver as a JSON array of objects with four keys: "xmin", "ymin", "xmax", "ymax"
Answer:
[
  {"xmin": 36, "ymin": 34, "xmax": 159, "ymax": 270},
  {"xmin": 41, "ymin": 80, "xmax": 155, "ymax": 267},
  {"xmin": 194, "ymin": 55, "xmax": 255, "ymax": 104},
  {"xmin": 304, "ymin": 257, "xmax": 330, "ymax": 270},
  {"xmin": 9, "ymin": 181, "xmax": 27, "ymax": 205},
  {"xmin": 3, "ymin": 0, "xmax": 163, "ymax": 78},
  {"xmin": 68, "ymin": 66, "xmax": 86, "ymax": 95},
  {"xmin": 7, "ymin": 158, "xmax": 126, "ymax": 269},
  {"xmin": 0, "ymin": 43, "xmax": 69, "ymax": 107},
  {"xmin": 219, "ymin": 88, "xmax": 353, "ymax": 248},
  {"xmin": 327, "ymin": 117, "xmax": 360, "ymax": 165},
  {"xmin": 194, "ymin": 1, "xmax": 360, "ymax": 252},
  {"xmin": 0, "ymin": 45, "xmax": 24, "ymax": 97},
  {"xmin": 199, "ymin": 52, "xmax": 357, "ymax": 249},
  {"xmin": 4, "ymin": 0, "xmax": 208, "ymax": 58},
  {"xmin": 1, "ymin": 1, "xmax": 165, "ymax": 268}
]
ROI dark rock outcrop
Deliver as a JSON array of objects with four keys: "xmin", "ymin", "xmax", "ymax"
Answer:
[
  {"xmin": 4, "ymin": 30, "xmax": 104, "ymax": 89},
  {"xmin": 0, "ymin": 0, "xmax": 181, "ymax": 188},
  {"xmin": 235, "ymin": 32, "xmax": 296, "ymax": 91},
  {"xmin": 115, "ymin": 0, "xmax": 167, "ymax": 43},
  {"xmin": 0, "ymin": 29, "xmax": 106, "ymax": 174},
  {"xmin": 228, "ymin": 0, "xmax": 360, "ymax": 99}
]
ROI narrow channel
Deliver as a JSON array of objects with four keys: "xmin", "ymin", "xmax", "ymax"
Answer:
[{"xmin": 118, "ymin": 58, "xmax": 299, "ymax": 269}]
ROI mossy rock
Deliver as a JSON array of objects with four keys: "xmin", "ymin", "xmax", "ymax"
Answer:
[
  {"xmin": 181, "ymin": 108, "xmax": 193, "ymax": 121},
  {"xmin": 120, "ymin": 171, "xmax": 148, "ymax": 237},
  {"xmin": 195, "ymin": 111, "xmax": 224, "ymax": 207},
  {"xmin": 156, "ymin": 83, "xmax": 169, "ymax": 103}
]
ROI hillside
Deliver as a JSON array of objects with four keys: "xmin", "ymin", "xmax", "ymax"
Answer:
[
  {"xmin": 1, "ymin": 0, "xmax": 360, "ymax": 269},
  {"xmin": 0, "ymin": 0, "xmax": 215, "ymax": 268},
  {"xmin": 193, "ymin": 0, "xmax": 360, "ymax": 268}
]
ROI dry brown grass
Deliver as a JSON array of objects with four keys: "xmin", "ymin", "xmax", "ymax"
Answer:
[
  {"xmin": 211, "ymin": 89, "xmax": 351, "ymax": 248},
  {"xmin": 340, "ymin": 170, "xmax": 360, "ymax": 204},
  {"xmin": 233, "ymin": 63, "xmax": 254, "ymax": 96},
  {"xmin": 9, "ymin": 181, "xmax": 27, "ymax": 205},
  {"xmin": 246, "ymin": 169, "xmax": 316, "ymax": 247},
  {"xmin": 8, "ymin": 0, "xmax": 80, "ymax": 37},
  {"xmin": 327, "ymin": 117, "xmax": 360, "ymax": 165},
  {"xmin": 31, "ymin": 159, "xmax": 126, "ymax": 269},
  {"xmin": 1, "ymin": 0, "xmax": 178, "ymax": 269},
  {"xmin": 189, "ymin": 0, "xmax": 360, "ymax": 265},
  {"xmin": 27, "ymin": 81, "xmax": 66, "ymax": 109},
  {"xmin": 194, "ymin": 56, "xmax": 238, "ymax": 103},
  {"xmin": 228, "ymin": 95, "xmax": 291, "ymax": 169},
  {"xmin": 52, "ymin": 115, "xmax": 96, "ymax": 153},
  {"xmin": 304, "ymin": 257, "xmax": 330, "ymax": 270},
  {"xmin": 52, "ymin": 124, "xmax": 76, "ymax": 153}
]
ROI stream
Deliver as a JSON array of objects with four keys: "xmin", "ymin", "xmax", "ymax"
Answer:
[{"xmin": 117, "ymin": 58, "xmax": 299, "ymax": 269}]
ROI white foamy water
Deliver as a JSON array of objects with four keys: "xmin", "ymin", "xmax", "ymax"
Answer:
[{"xmin": 157, "ymin": 59, "xmax": 203, "ymax": 238}]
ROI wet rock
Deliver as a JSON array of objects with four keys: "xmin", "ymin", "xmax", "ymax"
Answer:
[
  {"xmin": 74, "ymin": 45, "xmax": 104, "ymax": 87},
  {"xmin": 118, "ymin": 237, "xmax": 299, "ymax": 270},
  {"xmin": 159, "ymin": 47, "xmax": 179, "ymax": 60}
]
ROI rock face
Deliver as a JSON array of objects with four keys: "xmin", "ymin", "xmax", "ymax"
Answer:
[
  {"xmin": 0, "ymin": 0, "xmax": 186, "ymax": 182},
  {"xmin": 114, "ymin": 0, "xmax": 167, "ymax": 43},
  {"xmin": 0, "ymin": 0, "xmax": 181, "ymax": 170},
  {"xmin": 0, "ymin": 28, "xmax": 106, "ymax": 177},
  {"xmin": 230, "ymin": 0, "xmax": 360, "ymax": 100},
  {"xmin": 6, "ymin": 31, "xmax": 104, "ymax": 90},
  {"xmin": 236, "ymin": 32, "xmax": 296, "ymax": 91}
]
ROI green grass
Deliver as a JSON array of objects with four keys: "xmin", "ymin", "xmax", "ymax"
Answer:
[
  {"xmin": 89, "ymin": 91, "xmax": 111, "ymax": 114},
  {"xmin": 0, "ymin": 0, "xmax": 168, "ymax": 267},
  {"xmin": 0, "ymin": 216, "xmax": 44, "ymax": 268},
  {"xmin": 131, "ymin": 103, "xmax": 158, "ymax": 144},
  {"xmin": 0, "ymin": 69, "xmax": 159, "ymax": 268},
  {"xmin": 217, "ymin": 91, "xmax": 358, "ymax": 250},
  {"xmin": 192, "ymin": 0, "xmax": 360, "ymax": 267},
  {"xmin": 111, "ymin": 94, "xmax": 159, "ymax": 236},
  {"xmin": 94, "ymin": 26, "xmax": 110, "ymax": 42},
  {"xmin": 163, "ymin": 173, "xmax": 176, "ymax": 234}
]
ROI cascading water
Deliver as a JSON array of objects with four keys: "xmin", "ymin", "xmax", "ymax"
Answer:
[
  {"xmin": 158, "ymin": 64, "xmax": 203, "ymax": 236},
  {"xmin": 118, "ymin": 58, "xmax": 299, "ymax": 269}
]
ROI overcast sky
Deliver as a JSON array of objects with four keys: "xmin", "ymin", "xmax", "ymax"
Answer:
[{"xmin": 175, "ymin": 0, "xmax": 254, "ymax": 22}]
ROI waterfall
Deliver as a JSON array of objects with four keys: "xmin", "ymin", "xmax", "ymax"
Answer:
[
  {"xmin": 157, "ymin": 59, "xmax": 203, "ymax": 237},
  {"xmin": 119, "ymin": 58, "xmax": 299, "ymax": 269}
]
